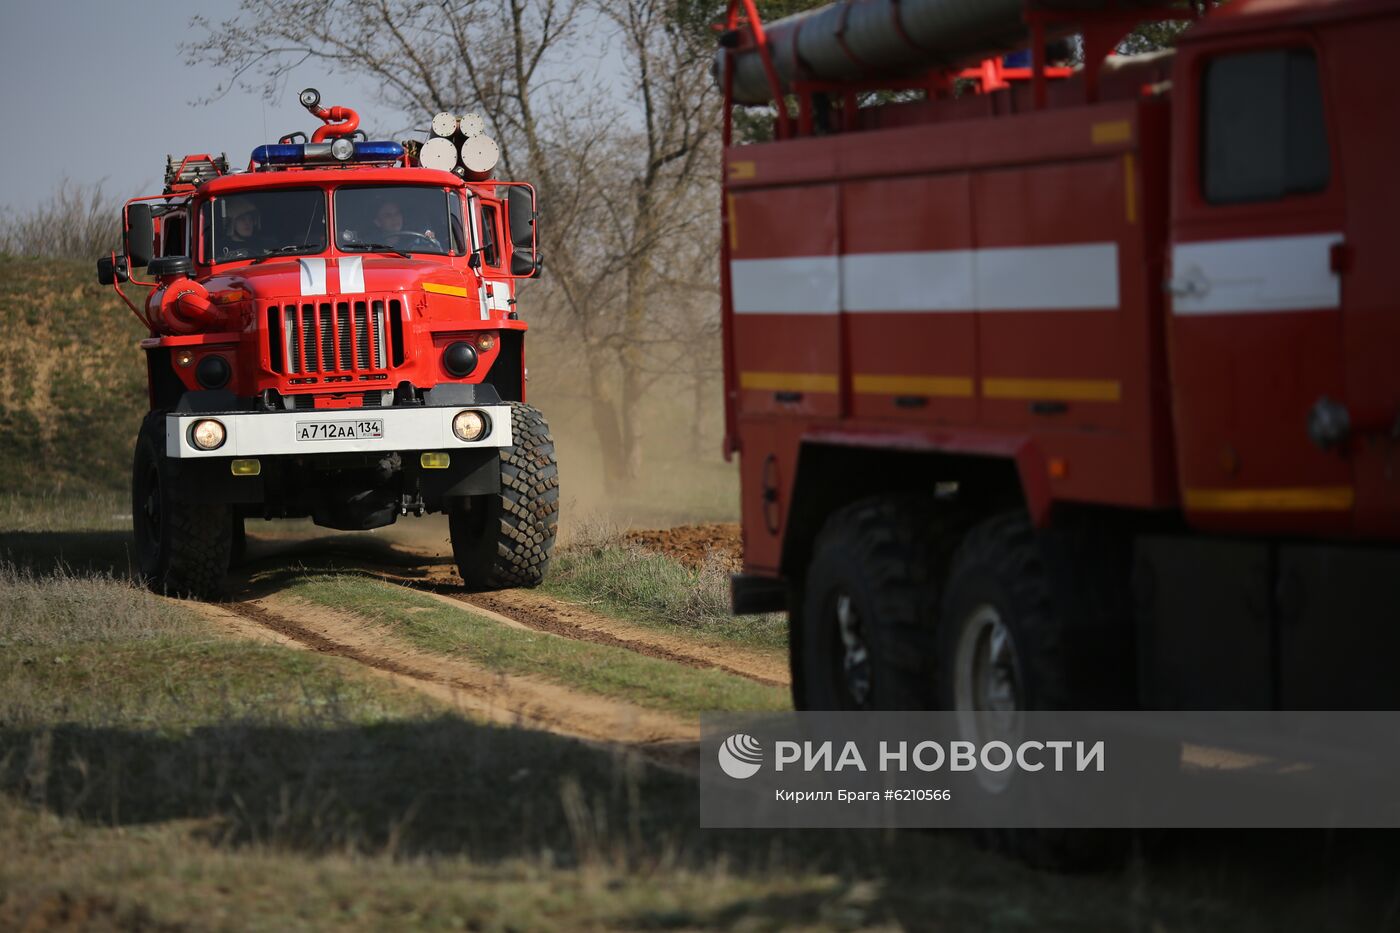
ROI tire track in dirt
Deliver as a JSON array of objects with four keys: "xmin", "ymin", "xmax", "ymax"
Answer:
[
  {"xmin": 450, "ymin": 589, "xmax": 789, "ymax": 689},
  {"xmin": 189, "ymin": 593, "xmax": 700, "ymax": 773},
  {"xmin": 239, "ymin": 531, "xmax": 790, "ymax": 690}
]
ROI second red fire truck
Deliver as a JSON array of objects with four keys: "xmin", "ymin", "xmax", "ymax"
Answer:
[{"xmin": 716, "ymin": 0, "xmax": 1400, "ymax": 720}]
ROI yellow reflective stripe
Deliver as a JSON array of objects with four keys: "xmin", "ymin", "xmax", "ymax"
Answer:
[
  {"xmin": 1184, "ymin": 486, "xmax": 1355, "ymax": 512},
  {"xmin": 982, "ymin": 378, "xmax": 1121, "ymax": 402},
  {"xmin": 739, "ymin": 371, "xmax": 838, "ymax": 393},
  {"xmin": 423, "ymin": 283, "xmax": 471, "ymax": 298},
  {"xmin": 728, "ymin": 160, "xmax": 756, "ymax": 180},
  {"xmin": 1092, "ymin": 120, "xmax": 1131, "ymax": 145},
  {"xmin": 727, "ymin": 194, "xmax": 739, "ymax": 252},
  {"xmin": 853, "ymin": 374, "xmax": 974, "ymax": 398}
]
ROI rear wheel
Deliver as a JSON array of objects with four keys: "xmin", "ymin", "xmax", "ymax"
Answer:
[
  {"xmin": 131, "ymin": 412, "xmax": 232, "ymax": 600},
  {"xmin": 450, "ymin": 402, "xmax": 559, "ymax": 590},
  {"xmin": 939, "ymin": 510, "xmax": 1138, "ymax": 869}
]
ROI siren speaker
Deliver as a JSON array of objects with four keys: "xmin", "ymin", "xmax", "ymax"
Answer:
[
  {"xmin": 430, "ymin": 112, "xmax": 459, "ymax": 138},
  {"xmin": 458, "ymin": 112, "xmax": 486, "ymax": 137},
  {"xmin": 460, "ymin": 136, "xmax": 500, "ymax": 179},
  {"xmin": 420, "ymin": 136, "xmax": 458, "ymax": 171}
]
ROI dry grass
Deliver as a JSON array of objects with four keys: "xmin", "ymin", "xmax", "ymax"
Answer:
[
  {"xmin": 544, "ymin": 515, "xmax": 786, "ymax": 651},
  {"xmin": 0, "ymin": 257, "xmax": 150, "ymax": 499},
  {"xmin": 0, "ymin": 181, "xmax": 122, "ymax": 260},
  {"xmin": 0, "ymin": 562, "xmax": 191, "ymax": 646}
]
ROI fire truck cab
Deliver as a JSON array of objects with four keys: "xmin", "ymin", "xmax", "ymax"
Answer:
[
  {"xmin": 99, "ymin": 90, "xmax": 558, "ymax": 599},
  {"xmin": 716, "ymin": 0, "xmax": 1400, "ymax": 723}
]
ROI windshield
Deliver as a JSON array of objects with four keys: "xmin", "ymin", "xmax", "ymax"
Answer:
[
  {"xmin": 212, "ymin": 189, "xmax": 326, "ymax": 262},
  {"xmin": 334, "ymin": 186, "xmax": 464, "ymax": 257}
]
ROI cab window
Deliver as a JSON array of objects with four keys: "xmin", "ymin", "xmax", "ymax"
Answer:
[
  {"xmin": 481, "ymin": 204, "xmax": 502, "ymax": 268},
  {"xmin": 160, "ymin": 212, "xmax": 187, "ymax": 257},
  {"xmin": 1201, "ymin": 47, "xmax": 1330, "ymax": 204},
  {"xmin": 212, "ymin": 188, "xmax": 326, "ymax": 261},
  {"xmin": 334, "ymin": 186, "xmax": 463, "ymax": 256}
]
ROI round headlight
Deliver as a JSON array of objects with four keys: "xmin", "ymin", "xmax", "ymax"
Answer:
[
  {"xmin": 195, "ymin": 354, "xmax": 231, "ymax": 389},
  {"xmin": 190, "ymin": 419, "xmax": 226, "ymax": 451},
  {"xmin": 475, "ymin": 333, "xmax": 496, "ymax": 351},
  {"xmin": 330, "ymin": 137, "xmax": 355, "ymax": 161},
  {"xmin": 452, "ymin": 410, "xmax": 489, "ymax": 442},
  {"xmin": 443, "ymin": 341, "xmax": 478, "ymax": 377}
]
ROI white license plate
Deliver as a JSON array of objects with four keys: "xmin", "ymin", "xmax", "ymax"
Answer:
[{"xmin": 295, "ymin": 419, "xmax": 384, "ymax": 442}]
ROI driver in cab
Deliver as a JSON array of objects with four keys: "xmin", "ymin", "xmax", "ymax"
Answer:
[
  {"xmin": 369, "ymin": 197, "xmax": 439, "ymax": 250},
  {"xmin": 222, "ymin": 199, "xmax": 270, "ymax": 256}
]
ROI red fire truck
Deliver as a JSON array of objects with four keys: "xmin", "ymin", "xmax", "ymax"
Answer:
[
  {"xmin": 98, "ymin": 90, "xmax": 558, "ymax": 599},
  {"xmin": 717, "ymin": 0, "xmax": 1400, "ymax": 714}
]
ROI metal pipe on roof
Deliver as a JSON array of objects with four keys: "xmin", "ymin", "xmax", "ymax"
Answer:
[{"xmin": 720, "ymin": 0, "xmax": 1169, "ymax": 105}]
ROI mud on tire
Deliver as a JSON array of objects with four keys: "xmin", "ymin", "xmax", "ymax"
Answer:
[
  {"xmin": 132, "ymin": 412, "xmax": 232, "ymax": 600},
  {"xmin": 450, "ymin": 402, "xmax": 559, "ymax": 590}
]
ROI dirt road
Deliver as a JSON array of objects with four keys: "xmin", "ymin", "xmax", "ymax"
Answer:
[{"xmin": 184, "ymin": 527, "xmax": 783, "ymax": 773}]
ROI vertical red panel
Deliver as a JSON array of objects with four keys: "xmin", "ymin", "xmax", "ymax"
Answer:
[
  {"xmin": 730, "ymin": 185, "xmax": 842, "ymax": 419},
  {"xmin": 842, "ymin": 173, "xmax": 977, "ymax": 425}
]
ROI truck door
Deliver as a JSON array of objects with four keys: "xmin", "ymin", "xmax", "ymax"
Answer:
[
  {"xmin": 1167, "ymin": 35, "xmax": 1350, "ymax": 536},
  {"xmin": 1323, "ymin": 15, "xmax": 1400, "ymax": 537}
]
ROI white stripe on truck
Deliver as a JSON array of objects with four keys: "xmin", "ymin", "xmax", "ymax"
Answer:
[{"xmin": 732, "ymin": 242, "xmax": 1120, "ymax": 314}]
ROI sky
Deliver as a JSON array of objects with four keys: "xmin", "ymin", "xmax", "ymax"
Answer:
[{"xmin": 0, "ymin": 0, "xmax": 623, "ymax": 213}]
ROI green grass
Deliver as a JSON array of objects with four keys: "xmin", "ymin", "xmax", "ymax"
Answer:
[
  {"xmin": 284, "ymin": 573, "xmax": 788, "ymax": 714},
  {"xmin": 543, "ymin": 536, "xmax": 788, "ymax": 653}
]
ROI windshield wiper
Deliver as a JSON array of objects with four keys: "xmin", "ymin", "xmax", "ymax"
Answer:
[
  {"xmin": 251, "ymin": 243, "xmax": 323, "ymax": 264},
  {"xmin": 341, "ymin": 241, "xmax": 411, "ymax": 259}
]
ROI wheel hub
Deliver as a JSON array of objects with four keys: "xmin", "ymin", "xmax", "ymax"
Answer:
[
  {"xmin": 953, "ymin": 604, "xmax": 1023, "ymax": 792},
  {"xmin": 835, "ymin": 591, "xmax": 872, "ymax": 708}
]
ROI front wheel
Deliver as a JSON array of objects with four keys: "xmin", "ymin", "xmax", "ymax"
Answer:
[
  {"xmin": 449, "ymin": 402, "xmax": 559, "ymax": 590},
  {"xmin": 132, "ymin": 412, "xmax": 232, "ymax": 600},
  {"xmin": 793, "ymin": 497, "xmax": 939, "ymax": 710}
]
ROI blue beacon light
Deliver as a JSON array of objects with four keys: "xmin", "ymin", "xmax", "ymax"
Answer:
[{"xmin": 251, "ymin": 141, "xmax": 405, "ymax": 165}]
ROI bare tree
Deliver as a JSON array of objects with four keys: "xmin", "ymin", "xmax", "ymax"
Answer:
[
  {"xmin": 185, "ymin": 0, "xmax": 722, "ymax": 489},
  {"xmin": 0, "ymin": 180, "xmax": 122, "ymax": 259}
]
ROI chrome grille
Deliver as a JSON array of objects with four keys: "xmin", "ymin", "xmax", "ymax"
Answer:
[{"xmin": 274, "ymin": 298, "xmax": 397, "ymax": 375}]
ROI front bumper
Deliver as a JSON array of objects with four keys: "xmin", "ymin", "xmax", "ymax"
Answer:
[{"xmin": 164, "ymin": 405, "xmax": 513, "ymax": 459}]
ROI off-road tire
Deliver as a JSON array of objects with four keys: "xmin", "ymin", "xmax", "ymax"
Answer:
[
  {"xmin": 450, "ymin": 402, "xmax": 558, "ymax": 590},
  {"xmin": 229, "ymin": 513, "xmax": 248, "ymax": 568},
  {"xmin": 939, "ymin": 510, "xmax": 1137, "ymax": 870},
  {"xmin": 793, "ymin": 496, "xmax": 944, "ymax": 710},
  {"xmin": 131, "ymin": 412, "xmax": 232, "ymax": 600}
]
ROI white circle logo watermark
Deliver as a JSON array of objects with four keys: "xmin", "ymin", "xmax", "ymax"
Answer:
[{"xmin": 718, "ymin": 733, "xmax": 763, "ymax": 779}]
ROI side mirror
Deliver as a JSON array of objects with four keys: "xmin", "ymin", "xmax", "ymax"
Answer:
[
  {"xmin": 504, "ymin": 185, "xmax": 541, "ymax": 278},
  {"xmin": 125, "ymin": 204, "xmax": 155, "ymax": 267},
  {"xmin": 96, "ymin": 254, "xmax": 129, "ymax": 285}
]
